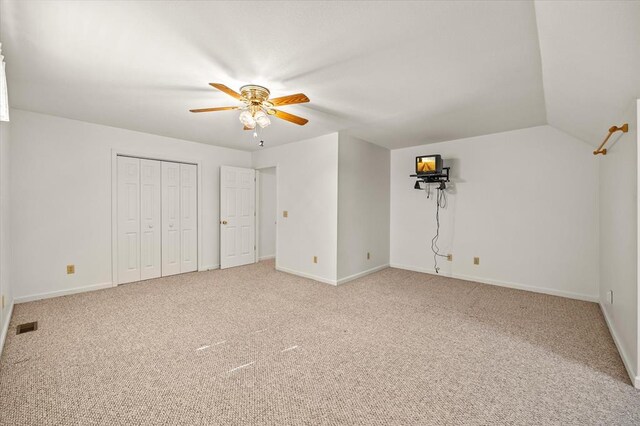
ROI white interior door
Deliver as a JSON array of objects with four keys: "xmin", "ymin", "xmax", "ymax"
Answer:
[
  {"xmin": 140, "ymin": 159, "xmax": 161, "ymax": 280},
  {"xmin": 162, "ymin": 161, "xmax": 181, "ymax": 276},
  {"xmin": 117, "ymin": 156, "xmax": 141, "ymax": 284},
  {"xmin": 220, "ymin": 166, "xmax": 256, "ymax": 269},
  {"xmin": 180, "ymin": 163, "xmax": 198, "ymax": 273}
]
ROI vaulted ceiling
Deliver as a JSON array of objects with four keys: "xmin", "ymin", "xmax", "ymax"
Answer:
[
  {"xmin": 535, "ymin": 1, "xmax": 640, "ymax": 145},
  {"xmin": 0, "ymin": 1, "xmax": 638, "ymax": 151}
]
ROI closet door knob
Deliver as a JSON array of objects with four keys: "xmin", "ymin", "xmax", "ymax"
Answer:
[
  {"xmin": 221, "ymin": 220, "xmax": 228, "ymax": 225},
  {"xmin": 169, "ymin": 223, "xmax": 174, "ymax": 228},
  {"xmin": 148, "ymin": 224, "xmax": 153, "ymax": 229}
]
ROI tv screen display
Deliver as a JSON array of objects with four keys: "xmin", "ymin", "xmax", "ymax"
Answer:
[{"xmin": 416, "ymin": 155, "xmax": 442, "ymax": 175}]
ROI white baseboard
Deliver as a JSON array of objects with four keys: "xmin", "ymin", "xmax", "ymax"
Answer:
[
  {"xmin": 600, "ymin": 302, "xmax": 639, "ymax": 388},
  {"xmin": 14, "ymin": 282, "xmax": 114, "ymax": 304},
  {"xmin": 337, "ymin": 264, "xmax": 389, "ymax": 285},
  {"xmin": 389, "ymin": 263, "xmax": 599, "ymax": 303},
  {"xmin": 275, "ymin": 264, "xmax": 390, "ymax": 286},
  {"xmin": 259, "ymin": 255, "xmax": 276, "ymax": 261},
  {"xmin": 16, "ymin": 266, "xmax": 222, "ymax": 304},
  {"xmin": 276, "ymin": 266, "xmax": 338, "ymax": 286},
  {"xmin": 0, "ymin": 299, "xmax": 14, "ymax": 357}
]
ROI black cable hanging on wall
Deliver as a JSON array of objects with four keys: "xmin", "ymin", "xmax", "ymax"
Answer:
[
  {"xmin": 429, "ymin": 183, "xmax": 448, "ymax": 273},
  {"xmin": 412, "ymin": 166, "xmax": 450, "ymax": 274}
]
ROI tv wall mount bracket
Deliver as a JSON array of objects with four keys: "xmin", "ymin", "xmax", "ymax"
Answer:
[{"xmin": 412, "ymin": 167, "xmax": 450, "ymax": 189}]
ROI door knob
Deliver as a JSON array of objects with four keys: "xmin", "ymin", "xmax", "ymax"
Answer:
[
  {"xmin": 169, "ymin": 223, "xmax": 173, "ymax": 228},
  {"xmin": 221, "ymin": 220, "xmax": 228, "ymax": 225},
  {"xmin": 148, "ymin": 224, "xmax": 153, "ymax": 229}
]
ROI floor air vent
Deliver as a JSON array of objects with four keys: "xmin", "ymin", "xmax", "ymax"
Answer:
[{"xmin": 16, "ymin": 322, "xmax": 38, "ymax": 335}]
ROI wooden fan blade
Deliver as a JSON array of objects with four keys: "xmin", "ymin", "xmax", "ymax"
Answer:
[
  {"xmin": 272, "ymin": 109, "xmax": 309, "ymax": 126},
  {"xmin": 269, "ymin": 93, "xmax": 310, "ymax": 107},
  {"xmin": 209, "ymin": 83, "xmax": 242, "ymax": 100},
  {"xmin": 243, "ymin": 125, "xmax": 253, "ymax": 130},
  {"xmin": 189, "ymin": 106, "xmax": 239, "ymax": 113}
]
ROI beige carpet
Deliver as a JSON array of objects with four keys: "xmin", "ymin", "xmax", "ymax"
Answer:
[{"xmin": 1, "ymin": 261, "xmax": 639, "ymax": 425}]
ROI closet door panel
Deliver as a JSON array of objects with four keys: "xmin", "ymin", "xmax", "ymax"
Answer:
[
  {"xmin": 180, "ymin": 163, "xmax": 198, "ymax": 273},
  {"xmin": 162, "ymin": 161, "xmax": 181, "ymax": 276},
  {"xmin": 140, "ymin": 159, "xmax": 161, "ymax": 280},
  {"xmin": 117, "ymin": 156, "xmax": 140, "ymax": 284}
]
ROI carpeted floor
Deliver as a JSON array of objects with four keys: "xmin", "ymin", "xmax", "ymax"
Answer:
[{"xmin": 1, "ymin": 260, "xmax": 639, "ymax": 425}]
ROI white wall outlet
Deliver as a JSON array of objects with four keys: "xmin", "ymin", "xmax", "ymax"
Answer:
[{"xmin": 607, "ymin": 290, "xmax": 614, "ymax": 304}]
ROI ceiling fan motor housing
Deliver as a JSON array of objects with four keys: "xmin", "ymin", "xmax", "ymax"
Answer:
[{"xmin": 240, "ymin": 85, "xmax": 271, "ymax": 104}]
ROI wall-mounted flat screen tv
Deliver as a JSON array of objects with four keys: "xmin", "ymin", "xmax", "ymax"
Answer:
[{"xmin": 416, "ymin": 155, "xmax": 443, "ymax": 175}]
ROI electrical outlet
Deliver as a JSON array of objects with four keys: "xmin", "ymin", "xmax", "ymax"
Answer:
[
  {"xmin": 367, "ymin": 252, "xmax": 371, "ymax": 260},
  {"xmin": 283, "ymin": 210, "xmax": 288, "ymax": 218},
  {"xmin": 473, "ymin": 257, "xmax": 480, "ymax": 265},
  {"xmin": 447, "ymin": 254, "xmax": 453, "ymax": 261},
  {"xmin": 67, "ymin": 264, "xmax": 75, "ymax": 274},
  {"xmin": 607, "ymin": 290, "xmax": 614, "ymax": 304},
  {"xmin": 313, "ymin": 256, "xmax": 318, "ymax": 264}
]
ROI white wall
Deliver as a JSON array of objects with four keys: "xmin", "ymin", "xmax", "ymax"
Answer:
[
  {"xmin": 337, "ymin": 133, "xmax": 390, "ymax": 282},
  {"xmin": 390, "ymin": 125, "xmax": 599, "ymax": 301},
  {"xmin": 257, "ymin": 167, "xmax": 276, "ymax": 260},
  {"xmin": 0, "ymin": 119, "xmax": 12, "ymax": 351},
  {"xmin": 252, "ymin": 134, "xmax": 339, "ymax": 284},
  {"xmin": 598, "ymin": 100, "xmax": 639, "ymax": 387},
  {"xmin": 9, "ymin": 109, "xmax": 251, "ymax": 301}
]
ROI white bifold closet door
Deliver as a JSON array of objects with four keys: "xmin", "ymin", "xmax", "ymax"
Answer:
[
  {"xmin": 140, "ymin": 159, "xmax": 162, "ymax": 280},
  {"xmin": 117, "ymin": 156, "xmax": 142, "ymax": 284},
  {"xmin": 161, "ymin": 161, "xmax": 181, "ymax": 276},
  {"xmin": 161, "ymin": 161, "xmax": 198, "ymax": 276},
  {"xmin": 180, "ymin": 163, "xmax": 198, "ymax": 273},
  {"xmin": 117, "ymin": 157, "xmax": 197, "ymax": 284}
]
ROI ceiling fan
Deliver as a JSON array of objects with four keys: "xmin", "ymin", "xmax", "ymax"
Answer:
[{"xmin": 190, "ymin": 83, "xmax": 310, "ymax": 130}]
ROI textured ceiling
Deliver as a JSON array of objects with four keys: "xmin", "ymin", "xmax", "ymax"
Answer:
[{"xmin": 0, "ymin": 1, "xmax": 637, "ymax": 151}]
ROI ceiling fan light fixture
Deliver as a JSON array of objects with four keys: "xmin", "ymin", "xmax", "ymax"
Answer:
[
  {"xmin": 254, "ymin": 110, "xmax": 271, "ymax": 128},
  {"xmin": 239, "ymin": 110, "xmax": 256, "ymax": 128}
]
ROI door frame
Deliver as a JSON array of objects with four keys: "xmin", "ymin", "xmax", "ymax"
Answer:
[
  {"xmin": 111, "ymin": 149, "xmax": 203, "ymax": 286},
  {"xmin": 255, "ymin": 165, "xmax": 279, "ymax": 266}
]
